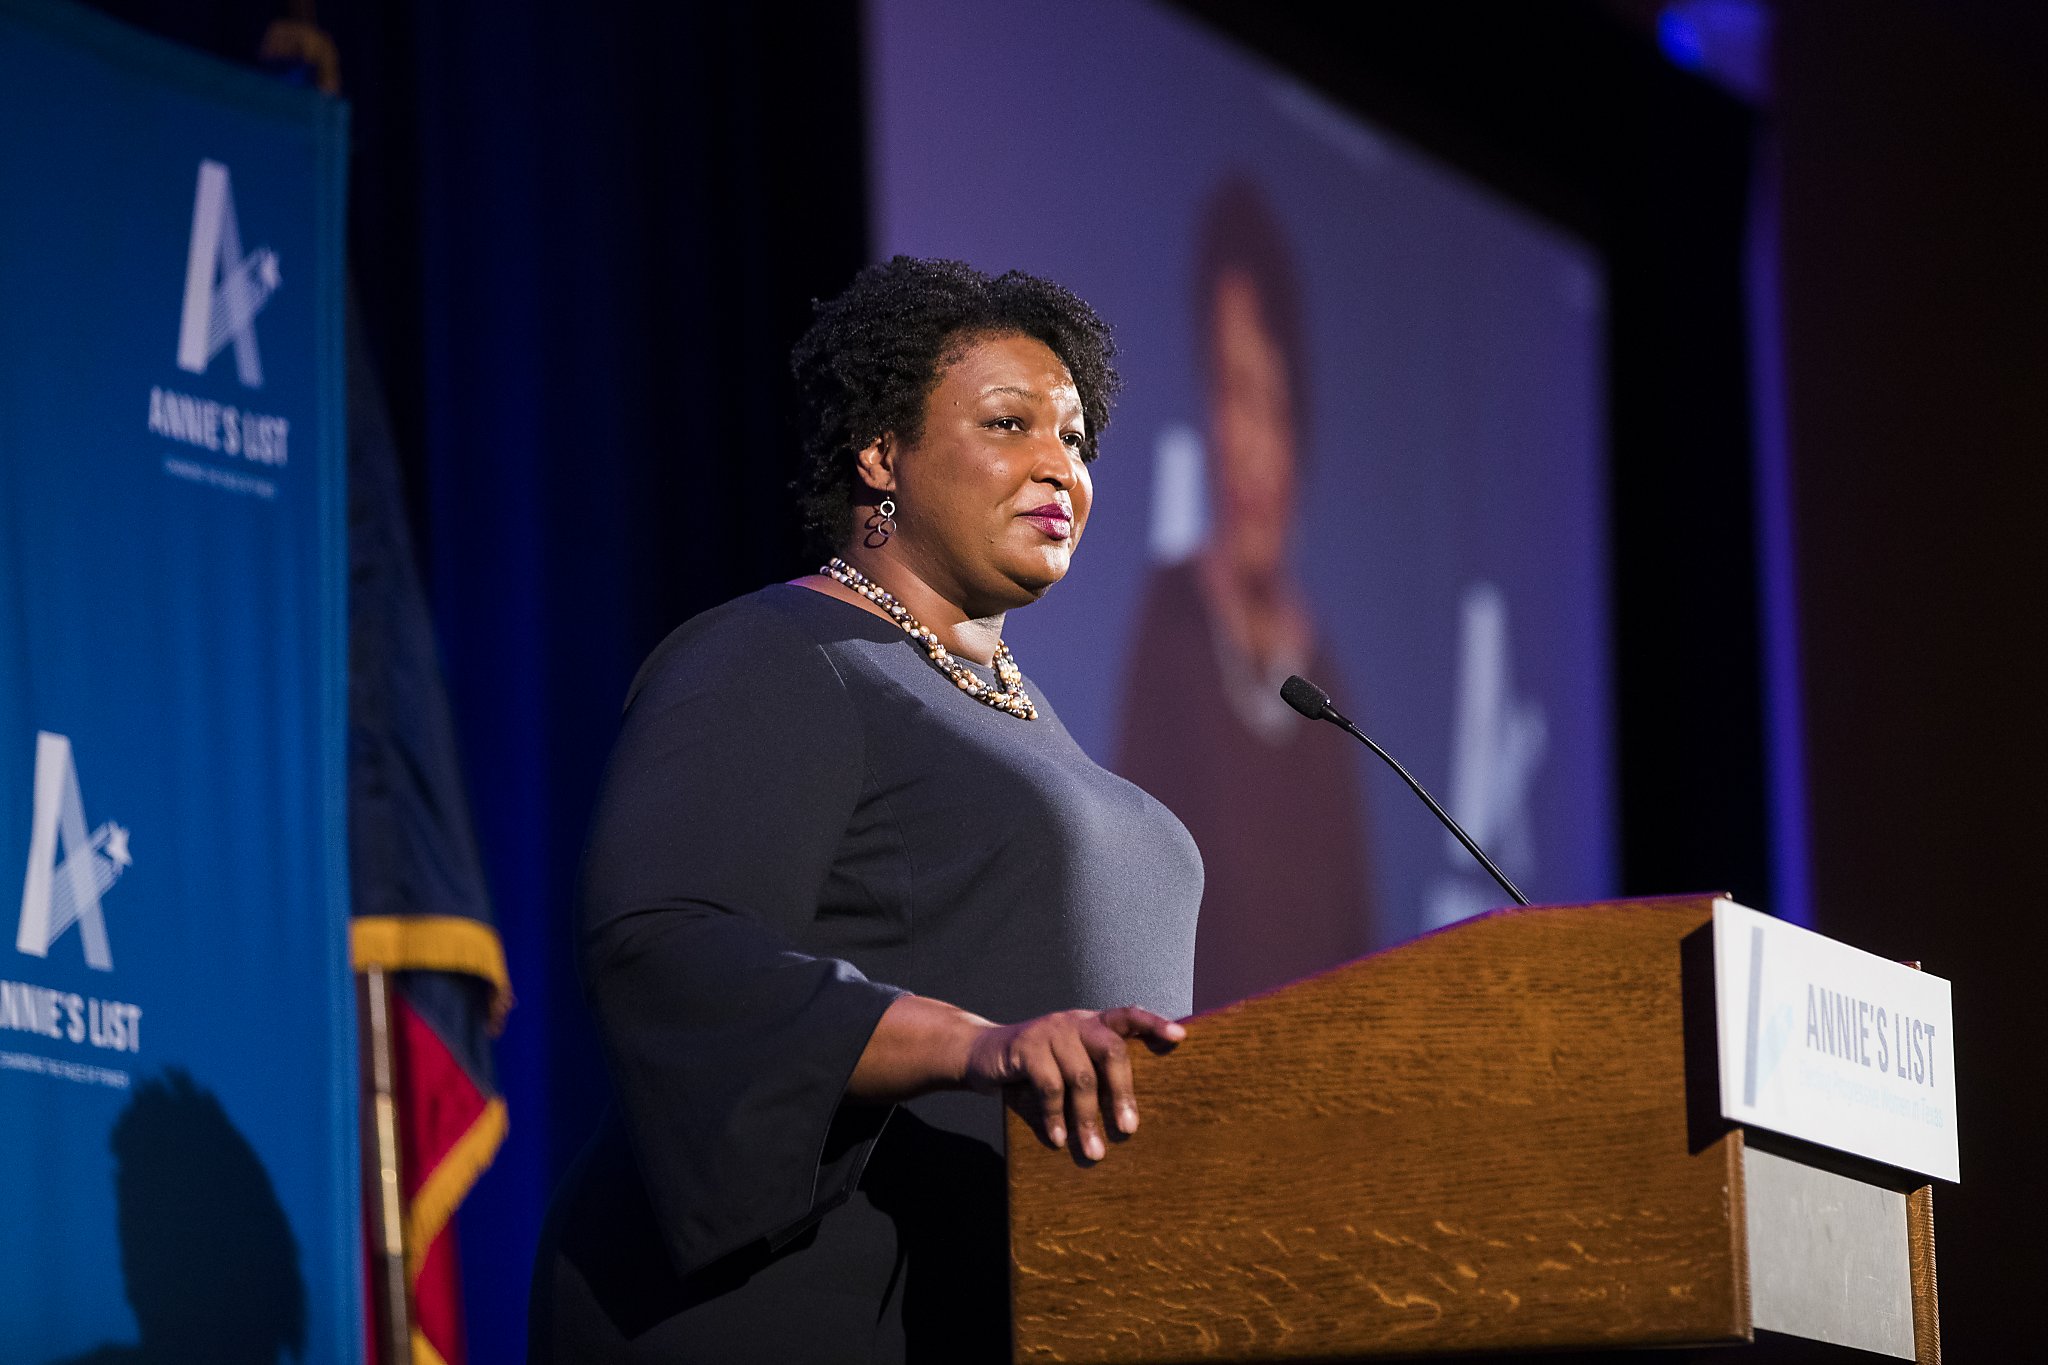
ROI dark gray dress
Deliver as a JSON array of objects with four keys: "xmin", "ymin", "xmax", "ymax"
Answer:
[{"xmin": 530, "ymin": 584, "xmax": 1203, "ymax": 1363}]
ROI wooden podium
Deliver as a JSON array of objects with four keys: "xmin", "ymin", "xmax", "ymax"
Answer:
[{"xmin": 1006, "ymin": 896, "xmax": 1941, "ymax": 1363}]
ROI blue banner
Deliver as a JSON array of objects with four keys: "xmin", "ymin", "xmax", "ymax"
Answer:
[{"xmin": 0, "ymin": 3, "xmax": 355, "ymax": 1361}]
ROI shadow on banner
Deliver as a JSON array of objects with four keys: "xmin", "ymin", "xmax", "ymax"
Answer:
[{"xmin": 51, "ymin": 1070, "xmax": 307, "ymax": 1365}]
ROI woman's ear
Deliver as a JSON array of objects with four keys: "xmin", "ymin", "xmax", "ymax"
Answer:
[{"xmin": 854, "ymin": 432, "xmax": 899, "ymax": 496}]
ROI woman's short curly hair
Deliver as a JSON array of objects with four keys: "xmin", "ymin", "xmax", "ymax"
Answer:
[{"xmin": 791, "ymin": 256, "xmax": 1120, "ymax": 553}]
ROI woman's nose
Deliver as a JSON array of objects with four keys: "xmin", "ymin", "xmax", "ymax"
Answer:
[{"xmin": 1034, "ymin": 439, "xmax": 1079, "ymax": 489}]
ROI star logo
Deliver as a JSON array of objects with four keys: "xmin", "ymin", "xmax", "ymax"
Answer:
[
  {"xmin": 175, "ymin": 160, "xmax": 282, "ymax": 389},
  {"xmin": 17, "ymin": 732, "xmax": 130, "ymax": 971}
]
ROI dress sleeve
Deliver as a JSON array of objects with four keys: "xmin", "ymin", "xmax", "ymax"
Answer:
[{"xmin": 577, "ymin": 610, "xmax": 905, "ymax": 1278}]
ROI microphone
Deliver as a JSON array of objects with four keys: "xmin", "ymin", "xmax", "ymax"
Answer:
[{"xmin": 1281, "ymin": 674, "xmax": 1529, "ymax": 907}]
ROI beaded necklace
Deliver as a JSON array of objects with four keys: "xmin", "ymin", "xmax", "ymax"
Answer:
[{"xmin": 820, "ymin": 556, "xmax": 1038, "ymax": 720}]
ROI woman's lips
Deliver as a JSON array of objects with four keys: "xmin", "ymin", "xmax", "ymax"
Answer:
[{"xmin": 1020, "ymin": 505, "xmax": 1072, "ymax": 541}]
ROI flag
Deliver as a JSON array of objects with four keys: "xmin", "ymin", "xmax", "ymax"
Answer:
[{"xmin": 345, "ymin": 286, "xmax": 509, "ymax": 1365}]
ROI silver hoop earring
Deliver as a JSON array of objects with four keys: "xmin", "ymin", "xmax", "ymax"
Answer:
[{"xmin": 862, "ymin": 497, "xmax": 898, "ymax": 549}]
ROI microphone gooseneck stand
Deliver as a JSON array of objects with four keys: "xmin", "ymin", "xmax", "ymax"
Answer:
[{"xmin": 1280, "ymin": 673, "xmax": 1529, "ymax": 908}]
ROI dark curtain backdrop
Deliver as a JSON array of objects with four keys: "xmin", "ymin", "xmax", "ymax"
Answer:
[
  {"xmin": 70, "ymin": 0, "xmax": 2048, "ymax": 1358},
  {"xmin": 403, "ymin": 6, "xmax": 867, "ymax": 1358},
  {"xmin": 1775, "ymin": 2, "xmax": 2048, "ymax": 1356}
]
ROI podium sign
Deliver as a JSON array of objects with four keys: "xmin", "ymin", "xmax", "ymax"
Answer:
[{"xmin": 1713, "ymin": 899, "xmax": 1958, "ymax": 1181}]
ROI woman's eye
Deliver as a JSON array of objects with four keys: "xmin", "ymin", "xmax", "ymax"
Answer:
[
  {"xmin": 988, "ymin": 416, "xmax": 1023, "ymax": 431},
  {"xmin": 1061, "ymin": 432, "xmax": 1084, "ymax": 449}
]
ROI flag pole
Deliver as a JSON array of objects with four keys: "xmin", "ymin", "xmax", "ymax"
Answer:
[{"xmin": 360, "ymin": 966, "xmax": 414, "ymax": 1364}]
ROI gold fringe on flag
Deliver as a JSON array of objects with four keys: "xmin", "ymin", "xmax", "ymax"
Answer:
[
  {"xmin": 401, "ymin": 1096, "xmax": 509, "ymax": 1290},
  {"xmin": 351, "ymin": 915, "xmax": 513, "ymax": 1027}
]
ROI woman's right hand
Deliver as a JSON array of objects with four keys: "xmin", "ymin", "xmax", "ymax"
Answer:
[
  {"xmin": 962, "ymin": 1006, "xmax": 1186, "ymax": 1163},
  {"xmin": 850, "ymin": 996, "xmax": 1187, "ymax": 1163}
]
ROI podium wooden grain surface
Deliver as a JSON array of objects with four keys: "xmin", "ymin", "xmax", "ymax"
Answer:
[{"xmin": 1007, "ymin": 895, "xmax": 1751, "ymax": 1362}]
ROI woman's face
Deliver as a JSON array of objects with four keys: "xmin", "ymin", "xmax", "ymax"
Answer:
[
  {"xmin": 877, "ymin": 331, "xmax": 1094, "ymax": 614},
  {"xmin": 1206, "ymin": 269, "xmax": 1298, "ymax": 584}
]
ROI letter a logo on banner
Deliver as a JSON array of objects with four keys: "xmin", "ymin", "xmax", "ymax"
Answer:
[
  {"xmin": 16, "ymin": 733, "xmax": 129, "ymax": 971},
  {"xmin": 175, "ymin": 159, "xmax": 280, "ymax": 389}
]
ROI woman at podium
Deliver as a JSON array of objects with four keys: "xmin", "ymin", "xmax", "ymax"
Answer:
[{"xmin": 530, "ymin": 257, "xmax": 1204, "ymax": 1363}]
